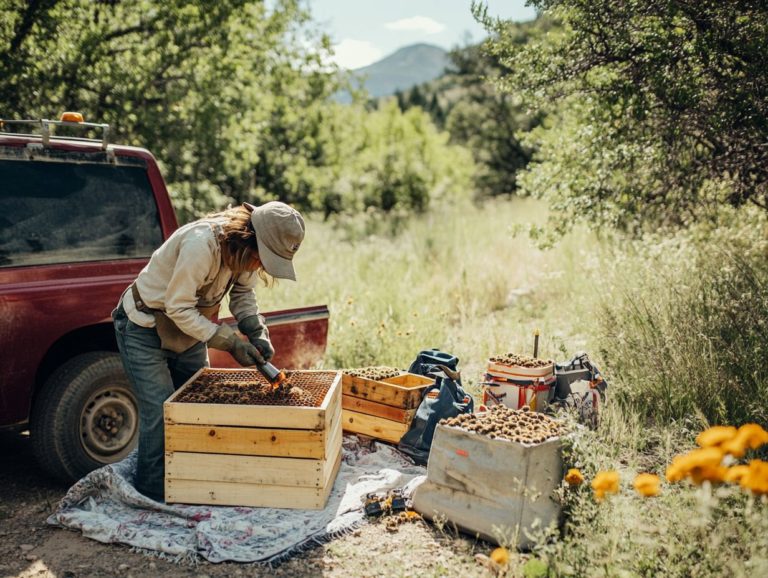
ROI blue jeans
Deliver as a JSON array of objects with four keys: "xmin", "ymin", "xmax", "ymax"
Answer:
[{"xmin": 112, "ymin": 303, "xmax": 208, "ymax": 501}]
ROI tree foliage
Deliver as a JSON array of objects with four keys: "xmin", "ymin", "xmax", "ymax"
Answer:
[
  {"xmin": 394, "ymin": 28, "xmax": 544, "ymax": 199},
  {"xmin": 444, "ymin": 36, "xmax": 544, "ymax": 199},
  {"xmin": 477, "ymin": 0, "xmax": 768, "ymax": 232},
  {"xmin": 0, "ymin": 0, "xmax": 470, "ymax": 222}
]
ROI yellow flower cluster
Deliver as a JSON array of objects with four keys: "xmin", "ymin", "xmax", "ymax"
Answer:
[
  {"xmin": 565, "ymin": 423, "xmax": 768, "ymax": 502},
  {"xmin": 591, "ymin": 470, "xmax": 620, "ymax": 501},
  {"xmin": 564, "ymin": 468, "xmax": 585, "ymax": 486},
  {"xmin": 633, "ymin": 473, "xmax": 661, "ymax": 497},
  {"xmin": 490, "ymin": 546, "xmax": 510, "ymax": 565},
  {"xmin": 566, "ymin": 468, "xmax": 661, "ymax": 499},
  {"xmin": 666, "ymin": 423, "xmax": 768, "ymax": 494},
  {"xmin": 696, "ymin": 423, "xmax": 768, "ymax": 458}
]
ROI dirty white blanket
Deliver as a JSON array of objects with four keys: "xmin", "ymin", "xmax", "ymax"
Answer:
[{"xmin": 47, "ymin": 436, "xmax": 426, "ymax": 564}]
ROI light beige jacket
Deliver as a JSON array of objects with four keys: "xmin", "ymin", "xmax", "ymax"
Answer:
[{"xmin": 121, "ymin": 217, "xmax": 262, "ymax": 343}]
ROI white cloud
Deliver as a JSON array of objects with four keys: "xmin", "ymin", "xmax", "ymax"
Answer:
[
  {"xmin": 332, "ymin": 38, "xmax": 384, "ymax": 70},
  {"xmin": 384, "ymin": 16, "xmax": 445, "ymax": 35}
]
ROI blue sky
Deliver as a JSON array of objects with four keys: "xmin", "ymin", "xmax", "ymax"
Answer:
[{"xmin": 306, "ymin": 1, "xmax": 538, "ymax": 69}]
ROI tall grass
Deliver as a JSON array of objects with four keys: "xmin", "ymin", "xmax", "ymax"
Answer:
[
  {"xmin": 248, "ymin": 199, "xmax": 768, "ymax": 576},
  {"xmin": 595, "ymin": 212, "xmax": 768, "ymax": 427},
  {"xmin": 535, "ymin": 406, "xmax": 768, "ymax": 578},
  {"xmin": 252, "ymin": 198, "xmax": 598, "ymax": 396}
]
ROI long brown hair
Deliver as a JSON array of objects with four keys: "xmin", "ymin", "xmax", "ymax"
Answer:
[{"xmin": 207, "ymin": 205, "xmax": 273, "ymax": 284}]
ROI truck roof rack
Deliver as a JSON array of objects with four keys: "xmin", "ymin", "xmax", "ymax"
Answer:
[{"xmin": 0, "ymin": 118, "xmax": 110, "ymax": 150}]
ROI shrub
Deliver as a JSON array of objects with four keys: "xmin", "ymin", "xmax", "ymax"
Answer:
[{"xmin": 596, "ymin": 210, "xmax": 768, "ymax": 426}]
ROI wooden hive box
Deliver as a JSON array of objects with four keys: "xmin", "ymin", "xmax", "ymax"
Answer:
[
  {"xmin": 341, "ymin": 371, "xmax": 433, "ymax": 444},
  {"xmin": 164, "ymin": 368, "xmax": 342, "ymax": 510},
  {"xmin": 412, "ymin": 423, "xmax": 563, "ymax": 548}
]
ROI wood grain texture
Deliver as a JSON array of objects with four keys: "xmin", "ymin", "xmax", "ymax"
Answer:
[
  {"xmin": 164, "ymin": 369, "xmax": 341, "ymax": 430},
  {"xmin": 166, "ymin": 452, "xmax": 342, "ymax": 510},
  {"xmin": 341, "ymin": 395, "xmax": 416, "ymax": 423},
  {"xmin": 411, "ymin": 425, "xmax": 563, "ymax": 547},
  {"xmin": 165, "ymin": 423, "xmax": 327, "ymax": 458},
  {"xmin": 341, "ymin": 372, "xmax": 431, "ymax": 409},
  {"xmin": 341, "ymin": 410, "xmax": 410, "ymax": 444}
]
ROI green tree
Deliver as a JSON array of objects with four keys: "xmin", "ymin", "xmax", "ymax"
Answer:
[
  {"xmin": 444, "ymin": 36, "xmax": 544, "ymax": 198},
  {"xmin": 477, "ymin": 0, "xmax": 768, "ymax": 232},
  {"xmin": 0, "ymin": 0, "xmax": 342, "ymax": 220}
]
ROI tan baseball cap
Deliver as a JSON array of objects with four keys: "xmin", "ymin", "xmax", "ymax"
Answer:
[{"xmin": 243, "ymin": 201, "xmax": 305, "ymax": 281}]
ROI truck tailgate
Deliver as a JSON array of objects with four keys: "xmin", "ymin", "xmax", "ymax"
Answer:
[{"xmin": 209, "ymin": 305, "xmax": 329, "ymax": 369}]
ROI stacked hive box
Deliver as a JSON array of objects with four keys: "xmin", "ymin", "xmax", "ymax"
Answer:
[
  {"xmin": 483, "ymin": 354, "xmax": 555, "ymax": 412},
  {"xmin": 341, "ymin": 368, "xmax": 433, "ymax": 444},
  {"xmin": 163, "ymin": 368, "xmax": 342, "ymax": 510}
]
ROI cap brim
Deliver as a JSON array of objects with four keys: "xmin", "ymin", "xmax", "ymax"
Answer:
[
  {"xmin": 243, "ymin": 202, "xmax": 298, "ymax": 281},
  {"xmin": 256, "ymin": 236, "xmax": 297, "ymax": 281}
]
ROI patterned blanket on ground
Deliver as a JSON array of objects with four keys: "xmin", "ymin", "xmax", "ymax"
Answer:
[{"xmin": 47, "ymin": 436, "xmax": 427, "ymax": 564}]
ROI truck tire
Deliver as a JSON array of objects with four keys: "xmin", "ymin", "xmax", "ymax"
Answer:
[{"xmin": 31, "ymin": 352, "xmax": 138, "ymax": 483}]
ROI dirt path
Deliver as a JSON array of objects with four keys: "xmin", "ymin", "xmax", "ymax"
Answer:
[{"xmin": 0, "ymin": 432, "xmax": 492, "ymax": 578}]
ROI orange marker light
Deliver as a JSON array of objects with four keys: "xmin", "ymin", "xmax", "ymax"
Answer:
[{"xmin": 60, "ymin": 112, "xmax": 84, "ymax": 123}]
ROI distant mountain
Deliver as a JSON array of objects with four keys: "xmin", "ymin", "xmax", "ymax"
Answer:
[{"xmin": 352, "ymin": 43, "xmax": 450, "ymax": 98}]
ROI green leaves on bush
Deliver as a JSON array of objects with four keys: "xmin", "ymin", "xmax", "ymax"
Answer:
[{"xmin": 478, "ymin": 0, "xmax": 768, "ymax": 232}]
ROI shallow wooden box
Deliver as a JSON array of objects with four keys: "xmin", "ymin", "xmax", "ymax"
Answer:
[
  {"xmin": 412, "ymin": 423, "xmax": 563, "ymax": 547},
  {"xmin": 341, "ymin": 372, "xmax": 433, "ymax": 444},
  {"xmin": 164, "ymin": 368, "xmax": 342, "ymax": 509}
]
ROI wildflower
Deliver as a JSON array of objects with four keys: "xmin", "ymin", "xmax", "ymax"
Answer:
[
  {"xmin": 665, "ymin": 455, "xmax": 689, "ymax": 483},
  {"xmin": 696, "ymin": 426, "xmax": 737, "ymax": 448},
  {"xmin": 490, "ymin": 547, "xmax": 510, "ymax": 566},
  {"xmin": 633, "ymin": 473, "xmax": 661, "ymax": 497},
  {"xmin": 591, "ymin": 470, "xmax": 620, "ymax": 501},
  {"xmin": 665, "ymin": 447, "xmax": 725, "ymax": 484},
  {"xmin": 688, "ymin": 465, "xmax": 728, "ymax": 485},
  {"xmin": 724, "ymin": 465, "xmax": 750, "ymax": 484},
  {"xmin": 740, "ymin": 460, "xmax": 768, "ymax": 495},
  {"xmin": 721, "ymin": 424, "xmax": 768, "ymax": 458},
  {"xmin": 564, "ymin": 468, "xmax": 584, "ymax": 486}
]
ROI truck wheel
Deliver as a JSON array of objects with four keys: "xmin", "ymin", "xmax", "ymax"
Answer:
[{"xmin": 31, "ymin": 352, "xmax": 138, "ymax": 483}]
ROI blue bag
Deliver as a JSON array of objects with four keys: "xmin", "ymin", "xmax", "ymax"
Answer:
[
  {"xmin": 398, "ymin": 350, "xmax": 473, "ymax": 465},
  {"xmin": 408, "ymin": 348, "xmax": 459, "ymax": 375}
]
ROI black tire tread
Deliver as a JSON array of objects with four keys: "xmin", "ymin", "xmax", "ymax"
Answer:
[{"xmin": 30, "ymin": 352, "xmax": 131, "ymax": 483}]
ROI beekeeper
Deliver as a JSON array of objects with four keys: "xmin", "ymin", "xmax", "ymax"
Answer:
[{"xmin": 112, "ymin": 201, "xmax": 305, "ymax": 501}]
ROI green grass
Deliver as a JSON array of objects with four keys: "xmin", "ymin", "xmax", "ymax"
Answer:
[
  {"xmin": 251, "ymin": 198, "xmax": 598, "ymax": 397},
  {"xmin": 240, "ymin": 198, "xmax": 768, "ymax": 577}
]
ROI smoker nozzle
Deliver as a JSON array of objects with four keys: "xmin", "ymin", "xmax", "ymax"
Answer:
[{"xmin": 257, "ymin": 361, "xmax": 283, "ymax": 384}]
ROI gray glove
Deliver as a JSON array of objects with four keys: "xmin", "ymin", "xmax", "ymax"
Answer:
[
  {"xmin": 238, "ymin": 315, "xmax": 275, "ymax": 363},
  {"xmin": 208, "ymin": 324, "xmax": 265, "ymax": 366}
]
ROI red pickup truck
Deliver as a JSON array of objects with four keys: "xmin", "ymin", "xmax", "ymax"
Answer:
[{"xmin": 0, "ymin": 116, "xmax": 329, "ymax": 483}]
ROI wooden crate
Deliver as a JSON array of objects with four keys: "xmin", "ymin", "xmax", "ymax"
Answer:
[
  {"xmin": 164, "ymin": 368, "xmax": 342, "ymax": 509},
  {"xmin": 412, "ymin": 423, "xmax": 563, "ymax": 547},
  {"xmin": 341, "ymin": 371, "xmax": 433, "ymax": 443},
  {"xmin": 342, "ymin": 372, "xmax": 433, "ymax": 409}
]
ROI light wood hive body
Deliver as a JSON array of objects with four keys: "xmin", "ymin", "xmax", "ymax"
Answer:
[
  {"xmin": 163, "ymin": 368, "xmax": 342, "ymax": 509},
  {"xmin": 341, "ymin": 371, "xmax": 433, "ymax": 444}
]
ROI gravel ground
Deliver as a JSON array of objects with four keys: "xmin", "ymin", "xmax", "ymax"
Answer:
[{"xmin": 0, "ymin": 431, "xmax": 495, "ymax": 578}]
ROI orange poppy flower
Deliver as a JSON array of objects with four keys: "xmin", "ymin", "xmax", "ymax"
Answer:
[
  {"xmin": 665, "ymin": 447, "xmax": 725, "ymax": 484},
  {"xmin": 721, "ymin": 424, "xmax": 768, "ymax": 458},
  {"xmin": 633, "ymin": 473, "xmax": 661, "ymax": 497},
  {"xmin": 490, "ymin": 547, "xmax": 510, "ymax": 565},
  {"xmin": 688, "ymin": 465, "xmax": 728, "ymax": 485},
  {"xmin": 724, "ymin": 465, "xmax": 750, "ymax": 484},
  {"xmin": 696, "ymin": 426, "xmax": 737, "ymax": 448},
  {"xmin": 592, "ymin": 470, "xmax": 620, "ymax": 501},
  {"xmin": 740, "ymin": 460, "xmax": 768, "ymax": 495},
  {"xmin": 565, "ymin": 468, "xmax": 584, "ymax": 486}
]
